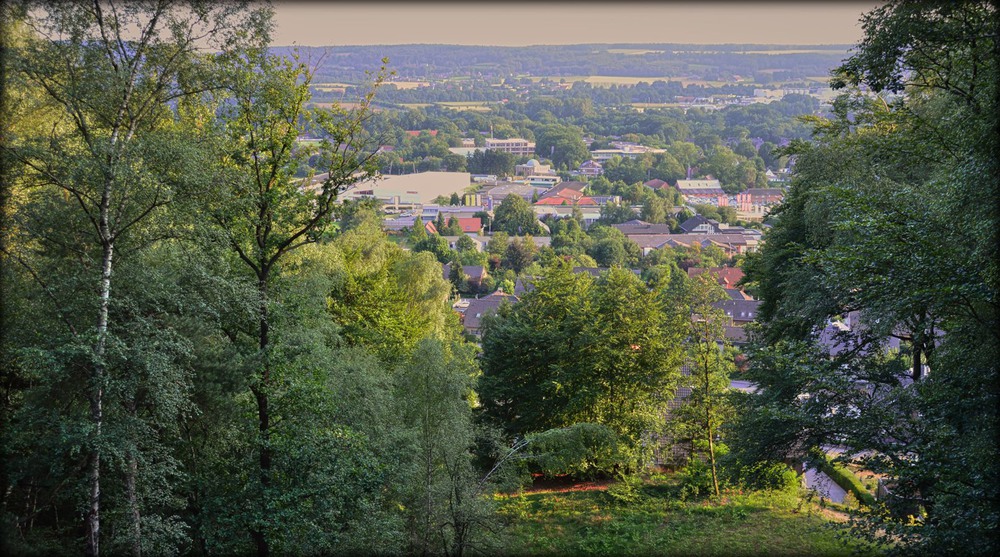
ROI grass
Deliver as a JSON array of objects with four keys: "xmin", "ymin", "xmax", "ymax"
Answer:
[{"xmin": 496, "ymin": 475, "xmax": 878, "ymax": 556}]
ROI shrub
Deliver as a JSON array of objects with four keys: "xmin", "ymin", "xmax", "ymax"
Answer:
[
  {"xmin": 727, "ymin": 460, "xmax": 800, "ymax": 494},
  {"xmin": 605, "ymin": 474, "xmax": 645, "ymax": 505}
]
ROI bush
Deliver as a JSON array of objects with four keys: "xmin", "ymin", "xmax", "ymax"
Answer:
[
  {"xmin": 727, "ymin": 460, "xmax": 800, "ymax": 494},
  {"xmin": 526, "ymin": 423, "xmax": 622, "ymax": 479},
  {"xmin": 605, "ymin": 474, "xmax": 645, "ymax": 505},
  {"xmin": 677, "ymin": 458, "xmax": 715, "ymax": 501}
]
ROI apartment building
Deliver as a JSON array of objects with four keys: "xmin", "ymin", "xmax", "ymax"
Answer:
[{"xmin": 484, "ymin": 138, "xmax": 536, "ymax": 156}]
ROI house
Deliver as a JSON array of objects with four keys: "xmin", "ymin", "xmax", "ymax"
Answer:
[
  {"xmin": 442, "ymin": 263, "xmax": 489, "ymax": 290},
  {"xmin": 509, "ymin": 235, "xmax": 552, "ymax": 249},
  {"xmin": 462, "ymin": 291, "xmax": 517, "ymax": 336},
  {"xmin": 539, "ymin": 181, "xmax": 587, "ymax": 201},
  {"xmin": 678, "ymin": 215, "xmax": 723, "ymax": 234},
  {"xmin": 724, "ymin": 288, "xmax": 753, "ymax": 301},
  {"xmin": 441, "ymin": 235, "xmax": 484, "ymax": 252},
  {"xmin": 578, "ymin": 160, "xmax": 603, "ymax": 176},
  {"xmin": 675, "ymin": 179, "xmax": 727, "ymax": 206},
  {"xmin": 626, "ymin": 233, "xmax": 751, "ymax": 256},
  {"xmin": 532, "ymin": 205, "xmax": 602, "ymax": 228},
  {"xmin": 458, "ymin": 217, "xmax": 483, "ymax": 234},
  {"xmin": 643, "ymin": 179, "xmax": 669, "ymax": 190},
  {"xmin": 613, "ymin": 220, "xmax": 674, "ymax": 235},
  {"xmin": 666, "ymin": 233, "xmax": 751, "ymax": 255},
  {"xmin": 735, "ymin": 188, "xmax": 784, "ymax": 212},
  {"xmin": 687, "ymin": 266, "xmax": 745, "ymax": 289},
  {"xmin": 711, "ymin": 299, "xmax": 761, "ymax": 325}
]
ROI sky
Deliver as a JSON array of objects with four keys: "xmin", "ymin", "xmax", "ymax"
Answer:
[{"xmin": 270, "ymin": 2, "xmax": 880, "ymax": 47}]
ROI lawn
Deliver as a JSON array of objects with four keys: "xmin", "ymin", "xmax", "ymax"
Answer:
[{"xmin": 496, "ymin": 476, "xmax": 878, "ymax": 556}]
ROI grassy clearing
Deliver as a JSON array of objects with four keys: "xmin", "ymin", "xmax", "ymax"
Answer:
[{"xmin": 496, "ymin": 476, "xmax": 877, "ymax": 556}]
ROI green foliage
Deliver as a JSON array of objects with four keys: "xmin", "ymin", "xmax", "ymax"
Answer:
[
  {"xmin": 497, "ymin": 475, "xmax": 874, "ymax": 556},
  {"xmin": 735, "ymin": 2, "xmax": 999, "ymax": 554},
  {"xmin": 525, "ymin": 423, "xmax": 621, "ymax": 479},
  {"xmin": 809, "ymin": 451, "xmax": 875, "ymax": 508},
  {"xmin": 492, "ymin": 194, "xmax": 543, "ymax": 236},
  {"xmin": 480, "ymin": 263, "xmax": 687, "ymax": 472}
]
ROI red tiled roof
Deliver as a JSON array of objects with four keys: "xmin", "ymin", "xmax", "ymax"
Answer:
[
  {"xmin": 458, "ymin": 217, "xmax": 482, "ymax": 233},
  {"xmin": 688, "ymin": 266, "xmax": 745, "ymax": 288}
]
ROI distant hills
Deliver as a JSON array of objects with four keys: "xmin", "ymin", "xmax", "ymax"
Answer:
[{"xmin": 271, "ymin": 43, "xmax": 852, "ymax": 85}]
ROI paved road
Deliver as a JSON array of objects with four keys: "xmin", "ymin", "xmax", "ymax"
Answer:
[{"xmin": 803, "ymin": 467, "xmax": 847, "ymax": 503}]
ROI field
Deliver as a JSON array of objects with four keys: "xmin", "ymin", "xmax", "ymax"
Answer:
[
  {"xmin": 496, "ymin": 476, "xmax": 877, "ymax": 556},
  {"xmin": 527, "ymin": 75, "xmax": 729, "ymax": 87},
  {"xmin": 606, "ymin": 48, "xmax": 666, "ymax": 55},
  {"xmin": 435, "ymin": 101, "xmax": 493, "ymax": 111},
  {"xmin": 387, "ymin": 80, "xmax": 431, "ymax": 89}
]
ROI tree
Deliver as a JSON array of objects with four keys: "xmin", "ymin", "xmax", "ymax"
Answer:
[
  {"xmin": 455, "ymin": 234, "xmax": 477, "ymax": 253},
  {"xmin": 467, "ymin": 149, "xmax": 515, "ymax": 177},
  {"xmin": 410, "ymin": 216, "xmax": 428, "ymax": 242},
  {"xmin": 672, "ymin": 273, "xmax": 735, "ymax": 497},
  {"xmin": 492, "ymin": 194, "xmax": 542, "ymax": 236},
  {"xmin": 395, "ymin": 339, "xmax": 497, "ymax": 556},
  {"xmin": 4, "ymin": 3, "xmax": 268, "ymax": 554},
  {"xmin": 735, "ymin": 2, "xmax": 998, "ymax": 553},
  {"xmin": 641, "ymin": 196, "xmax": 667, "ymax": 224},
  {"xmin": 479, "ymin": 263, "xmax": 686, "ymax": 471},
  {"xmin": 534, "ymin": 124, "xmax": 590, "ymax": 170},
  {"xmin": 501, "ymin": 236, "xmax": 536, "ymax": 274},
  {"xmin": 449, "ymin": 259, "xmax": 468, "ymax": 293},
  {"xmin": 449, "ymin": 192, "xmax": 462, "ymax": 206},
  {"xmin": 414, "ymin": 235, "xmax": 457, "ymax": 264},
  {"xmin": 597, "ymin": 201, "xmax": 637, "ymax": 225},
  {"xmin": 205, "ymin": 44, "xmax": 387, "ymax": 555}
]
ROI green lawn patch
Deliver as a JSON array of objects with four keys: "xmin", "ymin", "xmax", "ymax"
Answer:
[{"xmin": 496, "ymin": 476, "xmax": 879, "ymax": 556}]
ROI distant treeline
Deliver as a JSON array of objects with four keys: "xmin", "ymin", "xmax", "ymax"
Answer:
[{"xmin": 273, "ymin": 43, "xmax": 851, "ymax": 84}]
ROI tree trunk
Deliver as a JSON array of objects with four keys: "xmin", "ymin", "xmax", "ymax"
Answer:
[
  {"xmin": 125, "ymin": 449, "xmax": 142, "ymax": 557},
  {"xmin": 252, "ymin": 274, "xmax": 271, "ymax": 557},
  {"xmin": 86, "ymin": 239, "xmax": 114, "ymax": 557},
  {"xmin": 705, "ymin": 355, "xmax": 720, "ymax": 498}
]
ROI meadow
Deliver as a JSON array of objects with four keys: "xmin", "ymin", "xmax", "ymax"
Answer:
[{"xmin": 496, "ymin": 475, "xmax": 877, "ymax": 556}]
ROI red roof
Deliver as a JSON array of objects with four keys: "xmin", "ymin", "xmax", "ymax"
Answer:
[
  {"xmin": 534, "ymin": 197, "xmax": 573, "ymax": 205},
  {"xmin": 688, "ymin": 266, "xmax": 745, "ymax": 288},
  {"xmin": 458, "ymin": 217, "xmax": 482, "ymax": 233},
  {"xmin": 405, "ymin": 130, "xmax": 439, "ymax": 137}
]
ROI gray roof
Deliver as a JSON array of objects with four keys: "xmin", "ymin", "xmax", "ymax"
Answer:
[
  {"xmin": 711, "ymin": 299, "xmax": 761, "ymax": 322},
  {"xmin": 463, "ymin": 292, "xmax": 517, "ymax": 331},
  {"xmin": 614, "ymin": 222, "xmax": 675, "ymax": 235}
]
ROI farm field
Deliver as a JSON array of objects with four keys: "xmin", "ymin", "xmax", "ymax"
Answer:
[
  {"xmin": 606, "ymin": 48, "xmax": 666, "ymax": 55},
  {"xmin": 527, "ymin": 75, "xmax": 729, "ymax": 87},
  {"xmin": 386, "ymin": 80, "xmax": 431, "ymax": 89},
  {"xmin": 435, "ymin": 101, "xmax": 493, "ymax": 111}
]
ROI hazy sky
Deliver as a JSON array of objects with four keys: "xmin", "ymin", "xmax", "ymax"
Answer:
[{"xmin": 270, "ymin": 2, "xmax": 880, "ymax": 47}]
